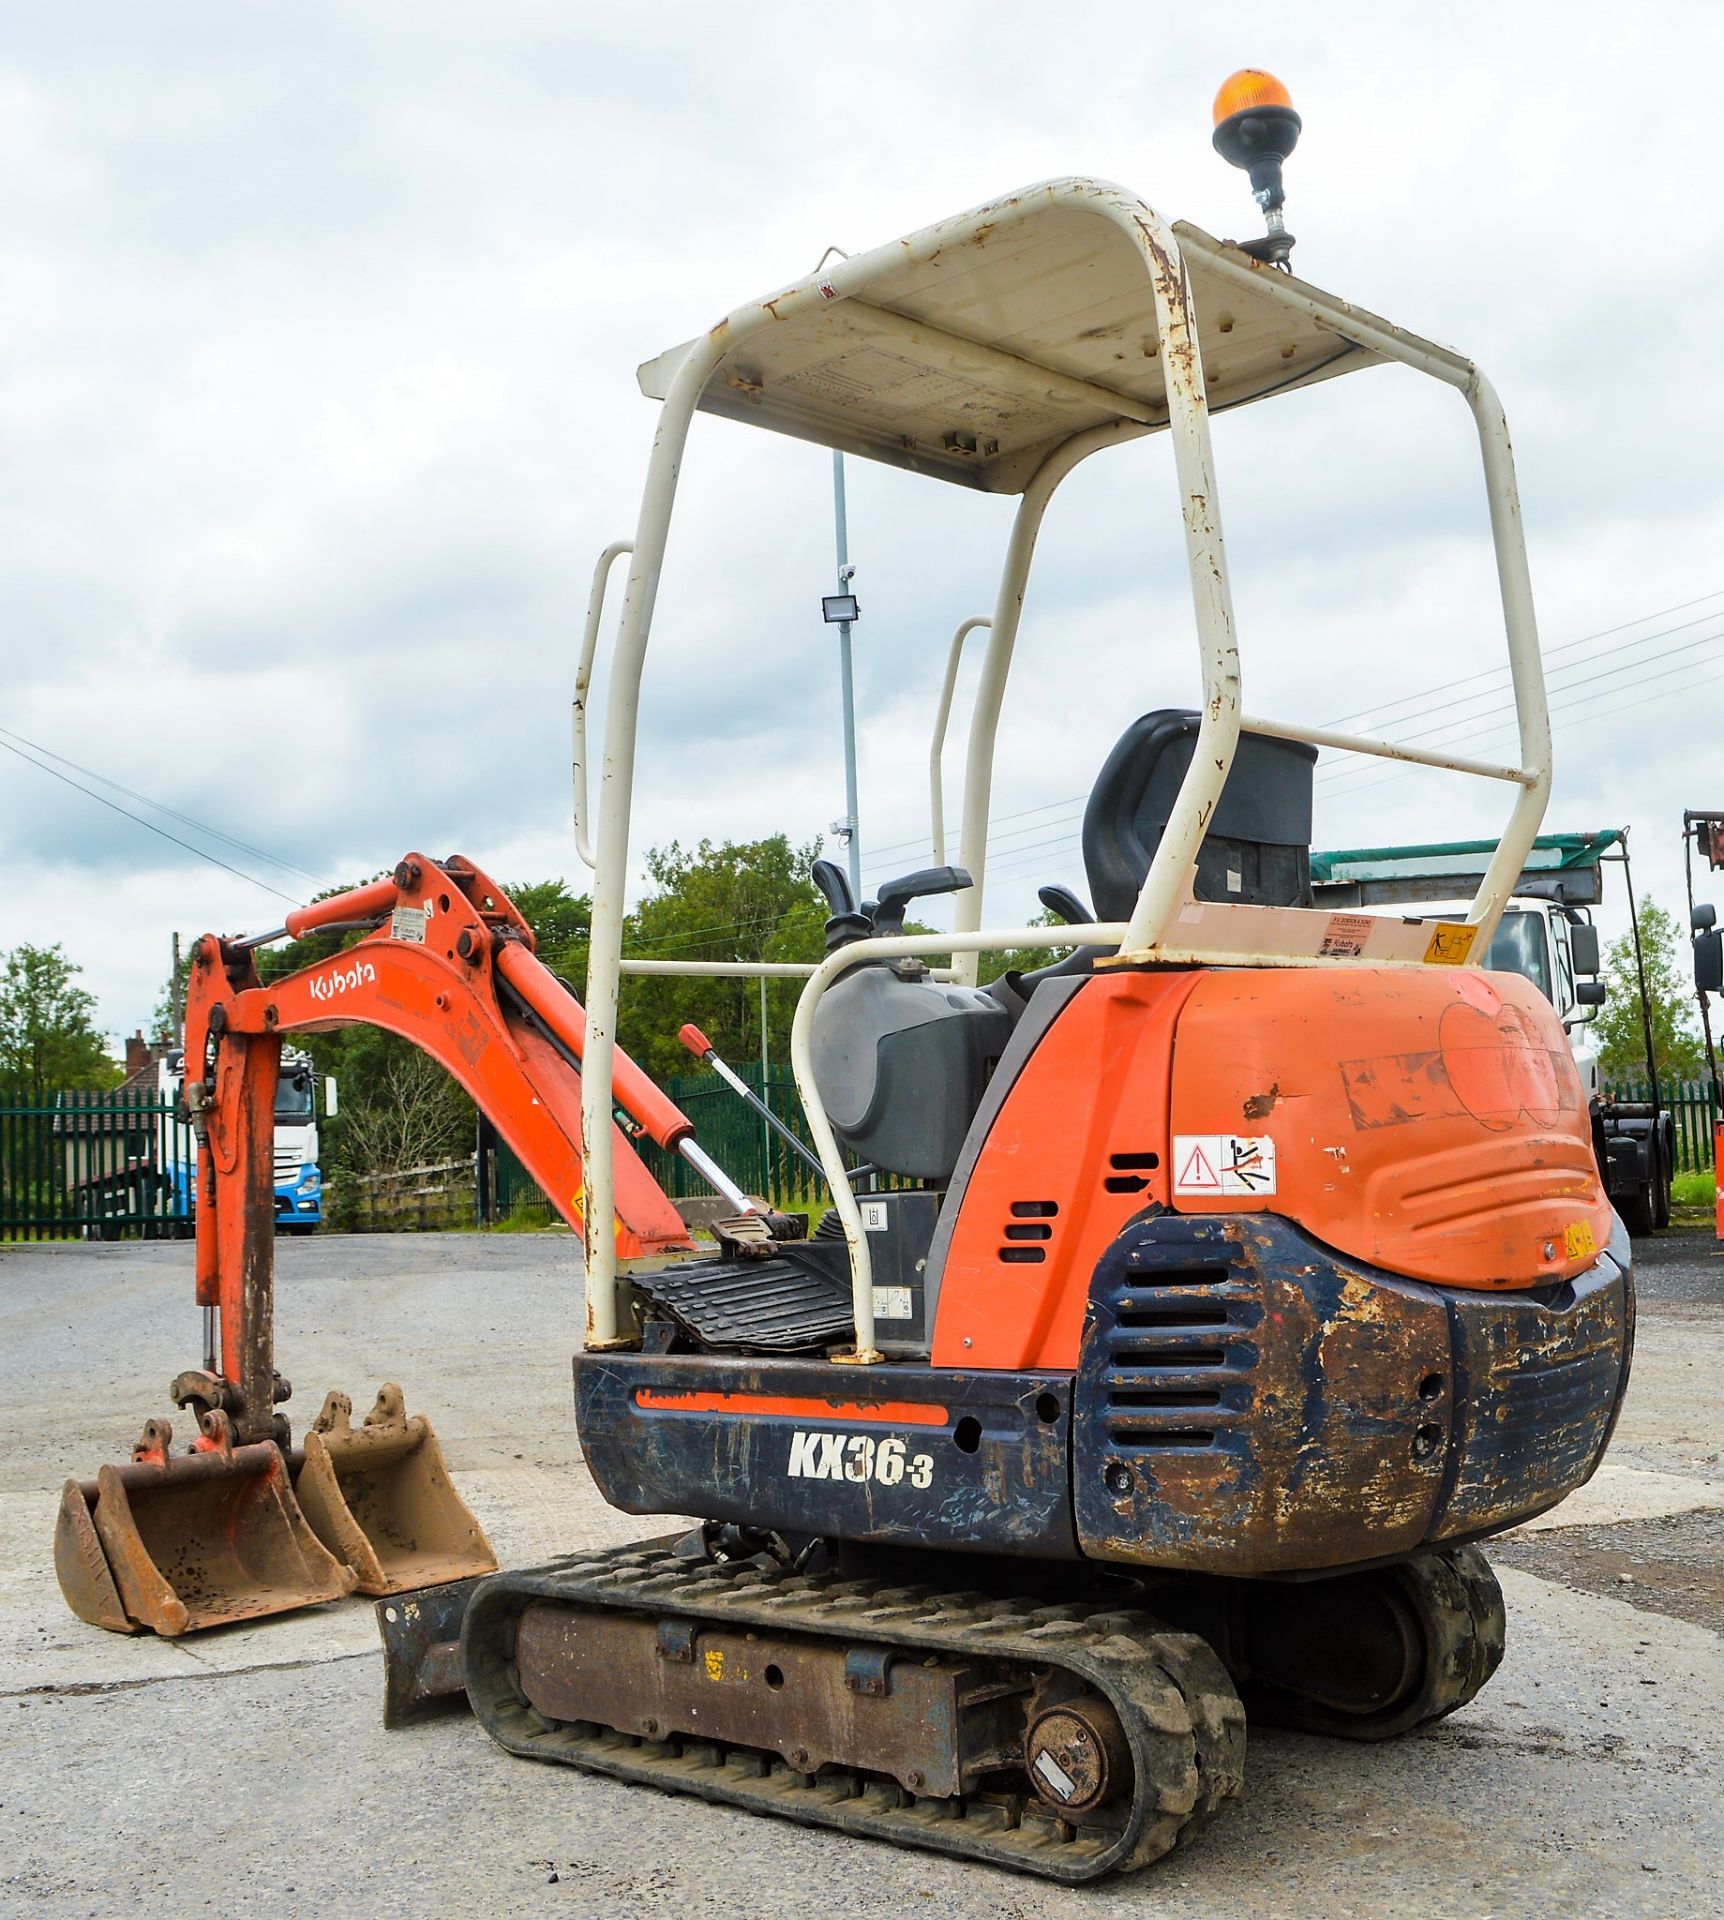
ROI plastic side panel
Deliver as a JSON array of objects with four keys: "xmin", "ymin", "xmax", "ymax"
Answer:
[
  {"xmin": 1167, "ymin": 967, "xmax": 1613, "ymax": 1290},
  {"xmin": 575, "ymin": 1354, "xmax": 1076, "ymax": 1559},
  {"xmin": 930, "ymin": 973, "xmax": 1201, "ymax": 1372}
]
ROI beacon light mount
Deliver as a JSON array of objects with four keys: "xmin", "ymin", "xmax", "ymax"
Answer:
[{"xmin": 1213, "ymin": 68, "xmax": 1302, "ymax": 269}]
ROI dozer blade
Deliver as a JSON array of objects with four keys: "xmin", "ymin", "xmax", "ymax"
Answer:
[
  {"xmin": 294, "ymin": 1385, "xmax": 497, "ymax": 1597},
  {"xmin": 55, "ymin": 1413, "xmax": 356, "ymax": 1637}
]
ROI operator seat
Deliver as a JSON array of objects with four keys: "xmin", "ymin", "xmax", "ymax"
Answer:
[
  {"xmin": 1002, "ymin": 709, "xmax": 1319, "ymax": 1005},
  {"xmin": 1081, "ymin": 708, "xmax": 1318, "ymax": 917}
]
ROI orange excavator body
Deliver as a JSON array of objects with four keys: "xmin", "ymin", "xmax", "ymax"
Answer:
[{"xmin": 931, "ymin": 965, "xmax": 1612, "ymax": 1373}]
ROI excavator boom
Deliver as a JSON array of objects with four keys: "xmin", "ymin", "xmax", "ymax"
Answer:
[{"xmin": 57, "ymin": 852, "xmax": 700, "ymax": 1635}]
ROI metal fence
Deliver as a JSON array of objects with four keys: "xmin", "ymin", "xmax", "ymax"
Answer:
[
  {"xmin": 1, "ymin": 1091, "xmax": 196, "ymax": 1241},
  {"xmin": 1604, "ymin": 1079, "xmax": 1719, "ymax": 1173},
  {"xmin": 488, "ymin": 1062, "xmax": 909, "ymax": 1226}
]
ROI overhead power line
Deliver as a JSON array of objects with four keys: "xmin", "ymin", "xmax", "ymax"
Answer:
[
  {"xmin": 865, "ymin": 584, "xmax": 1724, "ymax": 889},
  {"xmin": 0, "ymin": 724, "xmax": 328, "ymax": 884},
  {"xmin": 1316, "ymin": 607, "xmax": 1724, "ymax": 771},
  {"xmin": 1320, "ymin": 623, "xmax": 1724, "ymax": 793},
  {"xmin": 0, "ymin": 734, "xmax": 304, "ymax": 907},
  {"xmin": 1318, "ymin": 583, "xmax": 1724, "ymax": 732},
  {"xmin": 1325, "ymin": 657, "xmax": 1724, "ymax": 804}
]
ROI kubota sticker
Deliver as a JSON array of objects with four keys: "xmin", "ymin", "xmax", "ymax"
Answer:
[
  {"xmin": 307, "ymin": 957, "xmax": 378, "ymax": 1003},
  {"xmin": 1319, "ymin": 912, "xmax": 1374, "ymax": 959},
  {"xmin": 1174, "ymin": 1135, "xmax": 1277, "ymax": 1195}
]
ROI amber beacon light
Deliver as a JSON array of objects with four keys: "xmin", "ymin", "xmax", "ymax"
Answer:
[{"xmin": 1212, "ymin": 68, "xmax": 1302, "ymax": 267}]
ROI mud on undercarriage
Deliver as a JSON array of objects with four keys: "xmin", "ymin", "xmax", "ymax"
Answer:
[{"xmin": 386, "ymin": 1534, "xmax": 1504, "ymax": 1883}]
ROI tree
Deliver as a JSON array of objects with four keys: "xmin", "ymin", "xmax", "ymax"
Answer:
[
  {"xmin": 337, "ymin": 1045, "xmax": 473, "ymax": 1180},
  {"xmin": 976, "ymin": 910, "xmax": 1072, "ymax": 984},
  {"xmin": 617, "ymin": 835, "xmax": 829, "ymax": 1079},
  {"xmin": 1596, "ymin": 898, "xmax": 1704, "ymax": 1085},
  {"xmin": 507, "ymin": 878, "xmax": 591, "ymax": 986},
  {"xmin": 0, "ymin": 944, "xmax": 118, "ymax": 1099}
]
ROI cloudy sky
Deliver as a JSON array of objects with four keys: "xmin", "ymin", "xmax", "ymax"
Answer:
[{"xmin": 3, "ymin": 1, "xmax": 1722, "ymax": 1045}]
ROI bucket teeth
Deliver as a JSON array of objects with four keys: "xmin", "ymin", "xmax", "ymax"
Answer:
[
  {"xmin": 294, "ymin": 1384, "xmax": 497, "ymax": 1597},
  {"xmin": 55, "ymin": 1411, "xmax": 355, "ymax": 1637}
]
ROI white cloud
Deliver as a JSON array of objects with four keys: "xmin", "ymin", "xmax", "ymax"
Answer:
[{"xmin": 3, "ymin": 0, "xmax": 1722, "ymax": 1041}]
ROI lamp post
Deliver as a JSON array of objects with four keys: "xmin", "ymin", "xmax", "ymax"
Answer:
[{"xmin": 821, "ymin": 451, "xmax": 863, "ymax": 903}]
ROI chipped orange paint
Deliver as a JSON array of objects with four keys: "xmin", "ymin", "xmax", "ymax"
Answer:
[
  {"xmin": 931, "ymin": 964, "xmax": 1614, "ymax": 1375},
  {"xmin": 1169, "ymin": 966, "xmax": 1612, "ymax": 1290}
]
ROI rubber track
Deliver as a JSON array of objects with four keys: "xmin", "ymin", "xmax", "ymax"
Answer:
[
  {"xmin": 1245, "ymin": 1545, "xmax": 1507, "ymax": 1742},
  {"xmin": 462, "ymin": 1539, "xmax": 1246, "ymax": 1883}
]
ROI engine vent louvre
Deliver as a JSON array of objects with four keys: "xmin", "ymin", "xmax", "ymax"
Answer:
[
  {"xmin": 1095, "ymin": 1222, "xmax": 1260, "ymax": 1452},
  {"xmin": 1000, "ymin": 1199, "xmax": 1058, "ymax": 1266},
  {"xmin": 1103, "ymin": 1149, "xmax": 1160, "ymax": 1195}
]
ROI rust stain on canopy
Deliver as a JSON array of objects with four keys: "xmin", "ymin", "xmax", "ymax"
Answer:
[{"xmin": 635, "ymin": 180, "xmax": 1466, "ymax": 493}]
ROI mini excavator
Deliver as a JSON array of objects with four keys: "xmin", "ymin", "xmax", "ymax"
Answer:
[{"xmin": 58, "ymin": 75, "xmax": 1635, "ymax": 1883}]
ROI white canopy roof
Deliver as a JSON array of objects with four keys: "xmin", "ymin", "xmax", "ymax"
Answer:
[{"xmin": 638, "ymin": 192, "xmax": 1472, "ymax": 494}]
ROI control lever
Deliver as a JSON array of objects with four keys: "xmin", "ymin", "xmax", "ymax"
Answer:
[
  {"xmin": 1037, "ymin": 884, "xmax": 1094, "ymax": 927},
  {"xmin": 811, "ymin": 859, "xmax": 855, "ymax": 916},
  {"xmin": 812, "ymin": 857, "xmax": 872, "ymax": 953},
  {"xmin": 871, "ymin": 866, "xmax": 973, "ymax": 938}
]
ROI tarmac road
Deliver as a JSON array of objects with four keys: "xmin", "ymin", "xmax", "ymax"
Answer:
[{"xmin": 2, "ymin": 1228, "xmax": 1720, "ymax": 1920}]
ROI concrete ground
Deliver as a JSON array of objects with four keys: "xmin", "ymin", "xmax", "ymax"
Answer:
[{"xmin": 2, "ymin": 1228, "xmax": 1720, "ymax": 1920}]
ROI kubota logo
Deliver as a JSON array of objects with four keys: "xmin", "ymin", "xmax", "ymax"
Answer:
[{"xmin": 307, "ymin": 959, "xmax": 378, "ymax": 1003}]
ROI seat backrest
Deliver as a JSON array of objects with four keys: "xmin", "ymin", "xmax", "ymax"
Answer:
[{"xmin": 1082, "ymin": 709, "xmax": 1318, "ymax": 923}]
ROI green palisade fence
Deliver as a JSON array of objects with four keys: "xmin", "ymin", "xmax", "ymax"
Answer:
[
  {"xmin": 489, "ymin": 1062, "xmax": 911, "ymax": 1226},
  {"xmin": 1, "ymin": 1091, "xmax": 195, "ymax": 1241}
]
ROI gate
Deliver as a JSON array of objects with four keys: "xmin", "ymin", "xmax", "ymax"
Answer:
[{"xmin": 0, "ymin": 1091, "xmax": 196, "ymax": 1241}]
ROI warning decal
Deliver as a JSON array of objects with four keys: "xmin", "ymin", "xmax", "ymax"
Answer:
[
  {"xmin": 1563, "ymin": 1219, "xmax": 1597, "ymax": 1261},
  {"xmin": 1422, "ymin": 921, "xmax": 1479, "ymax": 966},
  {"xmin": 1174, "ymin": 1135, "xmax": 1277, "ymax": 1196}
]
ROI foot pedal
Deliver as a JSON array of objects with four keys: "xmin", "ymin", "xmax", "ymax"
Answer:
[{"xmin": 632, "ymin": 1255, "xmax": 853, "ymax": 1351}]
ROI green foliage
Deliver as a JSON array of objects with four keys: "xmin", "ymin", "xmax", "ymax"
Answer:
[
  {"xmin": 1596, "ymin": 898, "xmax": 1704, "ymax": 1083},
  {"xmin": 0, "ymin": 943, "xmax": 118, "ymax": 1099},
  {"xmin": 1671, "ymin": 1168, "xmax": 1716, "ymax": 1209},
  {"xmin": 617, "ymin": 835, "xmax": 827, "ymax": 1079},
  {"xmin": 975, "ymin": 909, "xmax": 1071, "ymax": 984},
  {"xmin": 508, "ymin": 878, "xmax": 591, "ymax": 984}
]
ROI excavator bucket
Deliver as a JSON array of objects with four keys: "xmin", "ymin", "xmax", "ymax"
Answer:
[
  {"xmin": 294, "ymin": 1386, "xmax": 497, "ymax": 1596},
  {"xmin": 54, "ymin": 1413, "xmax": 356, "ymax": 1637}
]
